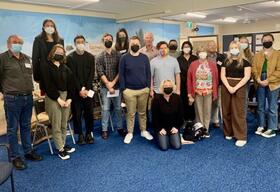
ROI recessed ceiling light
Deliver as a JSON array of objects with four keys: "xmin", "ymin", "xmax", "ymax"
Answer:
[
  {"xmin": 185, "ymin": 13, "xmax": 207, "ymax": 19},
  {"xmin": 222, "ymin": 17, "xmax": 237, "ymax": 23}
]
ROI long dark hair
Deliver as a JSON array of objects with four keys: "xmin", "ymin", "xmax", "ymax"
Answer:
[
  {"xmin": 115, "ymin": 28, "xmax": 129, "ymax": 51},
  {"xmin": 180, "ymin": 41, "xmax": 193, "ymax": 56},
  {"xmin": 40, "ymin": 19, "xmax": 60, "ymax": 43}
]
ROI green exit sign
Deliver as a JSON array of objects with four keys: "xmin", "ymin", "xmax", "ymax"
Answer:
[{"xmin": 187, "ymin": 21, "xmax": 193, "ymax": 29}]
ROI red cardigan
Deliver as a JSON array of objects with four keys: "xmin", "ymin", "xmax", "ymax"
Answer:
[{"xmin": 187, "ymin": 59, "xmax": 218, "ymax": 100}]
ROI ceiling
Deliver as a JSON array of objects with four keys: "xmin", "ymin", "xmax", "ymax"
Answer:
[{"xmin": 2, "ymin": 0, "xmax": 279, "ymax": 23}]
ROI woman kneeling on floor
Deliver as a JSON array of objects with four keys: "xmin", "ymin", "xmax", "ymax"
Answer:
[{"xmin": 151, "ymin": 80, "xmax": 183, "ymax": 151}]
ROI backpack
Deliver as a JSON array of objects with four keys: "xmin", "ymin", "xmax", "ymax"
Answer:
[{"xmin": 183, "ymin": 122, "xmax": 206, "ymax": 142}]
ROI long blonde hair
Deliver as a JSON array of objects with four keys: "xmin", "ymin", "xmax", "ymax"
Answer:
[{"xmin": 225, "ymin": 41, "xmax": 246, "ymax": 68}]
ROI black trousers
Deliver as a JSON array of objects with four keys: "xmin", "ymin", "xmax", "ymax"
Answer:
[
  {"xmin": 71, "ymin": 95, "xmax": 94, "ymax": 135},
  {"xmin": 181, "ymin": 87, "xmax": 195, "ymax": 121},
  {"xmin": 157, "ymin": 132, "xmax": 181, "ymax": 151}
]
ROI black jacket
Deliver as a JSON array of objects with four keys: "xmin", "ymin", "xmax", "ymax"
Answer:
[{"xmin": 32, "ymin": 34, "xmax": 64, "ymax": 90}]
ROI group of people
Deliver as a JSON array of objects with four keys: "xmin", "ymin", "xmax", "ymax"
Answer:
[{"xmin": 0, "ymin": 18, "xmax": 280, "ymax": 170}]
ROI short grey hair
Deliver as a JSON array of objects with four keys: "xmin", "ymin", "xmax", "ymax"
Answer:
[{"xmin": 7, "ymin": 35, "xmax": 24, "ymax": 44}]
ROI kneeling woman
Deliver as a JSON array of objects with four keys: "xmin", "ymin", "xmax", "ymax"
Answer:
[
  {"xmin": 221, "ymin": 41, "xmax": 251, "ymax": 147},
  {"xmin": 151, "ymin": 80, "xmax": 183, "ymax": 151},
  {"xmin": 42, "ymin": 44, "xmax": 75, "ymax": 160}
]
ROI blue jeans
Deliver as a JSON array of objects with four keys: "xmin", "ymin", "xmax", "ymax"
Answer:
[
  {"xmin": 4, "ymin": 94, "xmax": 33, "ymax": 159},
  {"xmin": 257, "ymin": 73, "xmax": 280, "ymax": 130},
  {"xmin": 100, "ymin": 88, "xmax": 122, "ymax": 131}
]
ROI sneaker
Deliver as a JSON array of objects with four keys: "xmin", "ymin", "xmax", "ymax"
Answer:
[
  {"xmin": 141, "ymin": 131, "xmax": 153, "ymax": 140},
  {"xmin": 58, "ymin": 150, "xmax": 70, "ymax": 160},
  {"xmin": 124, "ymin": 133, "xmax": 133, "ymax": 144},
  {"xmin": 235, "ymin": 140, "xmax": 247, "ymax": 147},
  {"xmin": 203, "ymin": 132, "xmax": 210, "ymax": 138},
  {"xmin": 64, "ymin": 145, "xmax": 75, "ymax": 154},
  {"xmin": 225, "ymin": 136, "xmax": 233, "ymax": 140},
  {"xmin": 255, "ymin": 127, "xmax": 265, "ymax": 135},
  {"xmin": 261, "ymin": 129, "xmax": 276, "ymax": 138}
]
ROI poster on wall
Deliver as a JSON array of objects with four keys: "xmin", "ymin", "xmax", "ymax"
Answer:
[
  {"xmin": 188, "ymin": 35, "xmax": 219, "ymax": 53},
  {"xmin": 255, "ymin": 34, "xmax": 263, "ymax": 45}
]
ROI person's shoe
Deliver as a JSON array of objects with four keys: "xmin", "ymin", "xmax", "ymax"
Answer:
[
  {"xmin": 140, "ymin": 131, "xmax": 153, "ymax": 140},
  {"xmin": 124, "ymin": 133, "xmax": 133, "ymax": 144},
  {"xmin": 85, "ymin": 133, "xmax": 94, "ymax": 144},
  {"xmin": 58, "ymin": 150, "xmax": 70, "ymax": 160},
  {"xmin": 212, "ymin": 123, "xmax": 220, "ymax": 128},
  {"xmin": 261, "ymin": 129, "xmax": 276, "ymax": 138},
  {"xmin": 64, "ymin": 145, "xmax": 75, "ymax": 154},
  {"xmin": 24, "ymin": 151, "xmax": 43, "ymax": 161},
  {"xmin": 102, "ymin": 131, "xmax": 109, "ymax": 140},
  {"xmin": 203, "ymin": 132, "xmax": 210, "ymax": 138},
  {"xmin": 77, "ymin": 134, "xmax": 86, "ymax": 145},
  {"xmin": 255, "ymin": 127, "xmax": 265, "ymax": 135},
  {"xmin": 225, "ymin": 136, "xmax": 233, "ymax": 140},
  {"xmin": 117, "ymin": 128, "xmax": 127, "ymax": 137},
  {"xmin": 235, "ymin": 140, "xmax": 247, "ymax": 147},
  {"xmin": 12, "ymin": 157, "xmax": 27, "ymax": 170}
]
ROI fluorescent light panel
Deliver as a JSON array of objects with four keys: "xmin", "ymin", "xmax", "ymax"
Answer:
[{"xmin": 185, "ymin": 12, "xmax": 207, "ymax": 19}]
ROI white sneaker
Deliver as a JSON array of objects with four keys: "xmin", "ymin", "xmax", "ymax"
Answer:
[
  {"xmin": 141, "ymin": 131, "xmax": 153, "ymax": 140},
  {"xmin": 124, "ymin": 133, "xmax": 133, "ymax": 144},
  {"xmin": 225, "ymin": 136, "xmax": 233, "ymax": 140},
  {"xmin": 255, "ymin": 127, "xmax": 265, "ymax": 135},
  {"xmin": 235, "ymin": 140, "xmax": 247, "ymax": 147},
  {"xmin": 261, "ymin": 129, "xmax": 276, "ymax": 138}
]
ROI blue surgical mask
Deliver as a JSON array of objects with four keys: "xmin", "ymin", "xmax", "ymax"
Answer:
[{"xmin": 11, "ymin": 44, "xmax": 22, "ymax": 53}]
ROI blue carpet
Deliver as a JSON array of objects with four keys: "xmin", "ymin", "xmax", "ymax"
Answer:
[{"xmin": 1, "ymin": 112, "xmax": 280, "ymax": 192}]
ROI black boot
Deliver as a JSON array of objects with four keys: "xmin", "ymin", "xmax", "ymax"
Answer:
[
  {"xmin": 77, "ymin": 134, "xmax": 86, "ymax": 145},
  {"xmin": 85, "ymin": 133, "xmax": 94, "ymax": 144}
]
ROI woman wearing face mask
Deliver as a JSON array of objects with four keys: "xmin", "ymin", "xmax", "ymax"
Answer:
[
  {"xmin": 42, "ymin": 44, "xmax": 75, "ymax": 160},
  {"xmin": 221, "ymin": 41, "xmax": 251, "ymax": 147},
  {"xmin": 187, "ymin": 46, "xmax": 218, "ymax": 137},
  {"xmin": 115, "ymin": 28, "xmax": 129, "ymax": 55},
  {"xmin": 177, "ymin": 41, "xmax": 198, "ymax": 124},
  {"xmin": 252, "ymin": 33, "xmax": 280, "ymax": 138},
  {"xmin": 151, "ymin": 80, "xmax": 183, "ymax": 151},
  {"xmin": 239, "ymin": 36, "xmax": 254, "ymax": 63},
  {"xmin": 32, "ymin": 19, "xmax": 64, "ymax": 94}
]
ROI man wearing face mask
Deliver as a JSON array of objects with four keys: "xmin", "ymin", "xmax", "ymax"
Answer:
[
  {"xmin": 32, "ymin": 19, "xmax": 64, "ymax": 94},
  {"xmin": 66, "ymin": 35, "xmax": 95, "ymax": 145},
  {"xmin": 0, "ymin": 35, "xmax": 43, "ymax": 170},
  {"xmin": 119, "ymin": 36, "xmax": 153, "ymax": 144},
  {"xmin": 96, "ymin": 33, "xmax": 127, "ymax": 140},
  {"xmin": 206, "ymin": 40, "xmax": 226, "ymax": 129},
  {"xmin": 252, "ymin": 33, "xmax": 280, "ymax": 138},
  {"xmin": 168, "ymin": 39, "xmax": 180, "ymax": 58},
  {"xmin": 150, "ymin": 41, "xmax": 181, "ymax": 98}
]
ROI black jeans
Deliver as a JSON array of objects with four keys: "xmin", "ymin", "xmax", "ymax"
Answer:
[
  {"xmin": 71, "ymin": 96, "xmax": 94, "ymax": 135},
  {"xmin": 157, "ymin": 132, "xmax": 181, "ymax": 151}
]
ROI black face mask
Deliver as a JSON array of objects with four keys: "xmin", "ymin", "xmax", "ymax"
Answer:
[
  {"xmin": 263, "ymin": 41, "xmax": 273, "ymax": 49},
  {"xmin": 53, "ymin": 54, "xmax": 64, "ymax": 62},
  {"xmin": 120, "ymin": 37, "xmax": 126, "ymax": 43},
  {"xmin": 131, "ymin": 45, "xmax": 140, "ymax": 53},
  {"xmin": 105, "ymin": 41, "xmax": 113, "ymax": 48},
  {"xmin": 163, "ymin": 87, "xmax": 173, "ymax": 95},
  {"xmin": 169, "ymin": 45, "xmax": 178, "ymax": 51}
]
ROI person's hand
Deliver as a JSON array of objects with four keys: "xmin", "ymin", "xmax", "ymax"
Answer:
[
  {"xmin": 64, "ymin": 99, "xmax": 72, "ymax": 107},
  {"xmin": 176, "ymin": 89, "xmax": 180, "ymax": 95},
  {"xmin": 159, "ymin": 129, "xmax": 167, "ymax": 136},
  {"xmin": 188, "ymin": 96, "xmax": 194, "ymax": 105},
  {"xmin": 57, "ymin": 97, "xmax": 66, "ymax": 107},
  {"xmin": 261, "ymin": 79, "xmax": 269, "ymax": 87},
  {"xmin": 79, "ymin": 90, "xmax": 87, "ymax": 98},
  {"xmin": 150, "ymin": 90, "xmax": 154, "ymax": 98},
  {"xmin": 171, "ymin": 127, "xmax": 178, "ymax": 134},
  {"xmin": 106, "ymin": 81, "xmax": 114, "ymax": 90},
  {"xmin": 227, "ymin": 86, "xmax": 235, "ymax": 94},
  {"xmin": 109, "ymin": 88, "xmax": 115, "ymax": 94}
]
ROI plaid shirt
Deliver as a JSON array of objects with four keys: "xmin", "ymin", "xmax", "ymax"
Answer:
[{"xmin": 96, "ymin": 50, "xmax": 121, "ymax": 88}]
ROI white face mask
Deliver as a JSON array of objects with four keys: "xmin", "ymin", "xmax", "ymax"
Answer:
[
  {"xmin": 183, "ymin": 47, "xmax": 191, "ymax": 54},
  {"xmin": 198, "ymin": 52, "xmax": 207, "ymax": 59},
  {"xmin": 230, "ymin": 48, "xmax": 240, "ymax": 56},
  {"xmin": 76, "ymin": 43, "xmax": 85, "ymax": 52},
  {"xmin": 44, "ymin": 27, "xmax": 55, "ymax": 35},
  {"xmin": 240, "ymin": 43, "xmax": 248, "ymax": 50}
]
